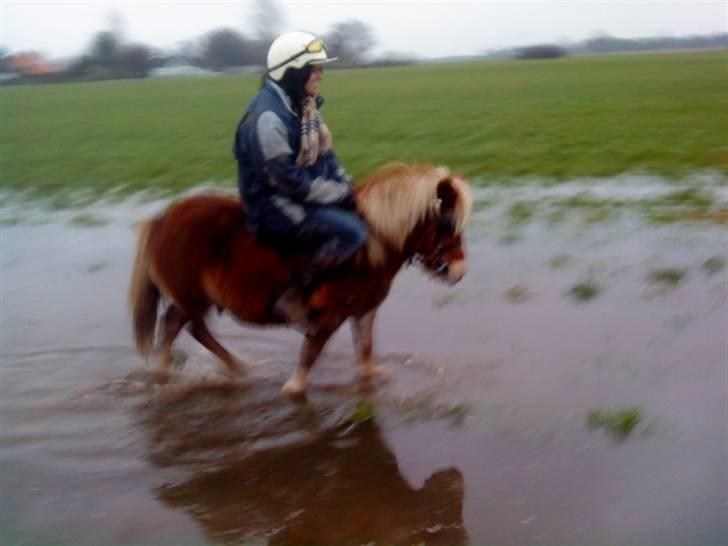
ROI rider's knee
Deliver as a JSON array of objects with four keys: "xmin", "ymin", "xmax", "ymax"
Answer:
[{"xmin": 346, "ymin": 214, "xmax": 368, "ymax": 250}]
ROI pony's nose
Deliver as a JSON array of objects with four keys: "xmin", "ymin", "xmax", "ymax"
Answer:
[{"xmin": 447, "ymin": 259, "xmax": 467, "ymax": 284}]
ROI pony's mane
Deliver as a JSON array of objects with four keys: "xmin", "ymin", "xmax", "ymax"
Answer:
[{"xmin": 356, "ymin": 163, "xmax": 473, "ymax": 266}]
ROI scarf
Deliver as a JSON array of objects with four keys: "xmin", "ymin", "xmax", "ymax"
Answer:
[{"xmin": 295, "ymin": 96, "xmax": 333, "ymax": 167}]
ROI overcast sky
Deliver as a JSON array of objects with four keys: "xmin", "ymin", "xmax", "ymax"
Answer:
[{"xmin": 1, "ymin": 1, "xmax": 725, "ymax": 59}]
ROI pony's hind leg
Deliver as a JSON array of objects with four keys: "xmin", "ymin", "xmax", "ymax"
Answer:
[
  {"xmin": 189, "ymin": 318, "xmax": 246, "ymax": 378},
  {"xmin": 156, "ymin": 305, "xmax": 188, "ymax": 373}
]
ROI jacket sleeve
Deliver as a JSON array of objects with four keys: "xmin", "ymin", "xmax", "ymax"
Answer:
[
  {"xmin": 321, "ymin": 150, "xmax": 353, "ymax": 184},
  {"xmin": 256, "ymin": 110, "xmax": 351, "ymax": 206}
]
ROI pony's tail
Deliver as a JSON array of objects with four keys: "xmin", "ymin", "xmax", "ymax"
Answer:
[{"xmin": 129, "ymin": 219, "xmax": 160, "ymax": 359}]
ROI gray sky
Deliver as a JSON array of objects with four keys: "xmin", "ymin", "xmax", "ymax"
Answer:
[{"xmin": 1, "ymin": 1, "xmax": 725, "ymax": 59}]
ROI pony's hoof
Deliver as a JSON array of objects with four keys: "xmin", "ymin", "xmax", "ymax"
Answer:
[
  {"xmin": 281, "ymin": 378, "xmax": 307, "ymax": 398},
  {"xmin": 361, "ymin": 365, "xmax": 391, "ymax": 381}
]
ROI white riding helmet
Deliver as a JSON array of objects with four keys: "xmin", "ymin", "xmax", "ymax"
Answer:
[{"xmin": 267, "ymin": 31, "xmax": 337, "ymax": 81}]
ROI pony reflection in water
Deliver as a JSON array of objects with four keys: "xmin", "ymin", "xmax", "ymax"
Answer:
[
  {"xmin": 129, "ymin": 163, "xmax": 472, "ymax": 395},
  {"xmin": 155, "ymin": 419, "xmax": 467, "ymax": 545}
]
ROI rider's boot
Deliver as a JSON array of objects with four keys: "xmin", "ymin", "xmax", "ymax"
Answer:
[{"xmin": 274, "ymin": 284, "xmax": 316, "ymax": 334}]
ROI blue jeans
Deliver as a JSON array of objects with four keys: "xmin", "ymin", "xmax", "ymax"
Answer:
[
  {"xmin": 296, "ymin": 207, "xmax": 367, "ymax": 288},
  {"xmin": 259, "ymin": 205, "xmax": 367, "ymax": 290}
]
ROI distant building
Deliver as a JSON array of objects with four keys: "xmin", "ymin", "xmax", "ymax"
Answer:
[
  {"xmin": 149, "ymin": 58, "xmax": 217, "ymax": 78},
  {"xmin": 222, "ymin": 65, "xmax": 264, "ymax": 75},
  {"xmin": 4, "ymin": 51, "xmax": 59, "ymax": 76}
]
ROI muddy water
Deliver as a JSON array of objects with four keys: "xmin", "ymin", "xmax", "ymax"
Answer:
[{"xmin": 1, "ymin": 186, "xmax": 726, "ymax": 545}]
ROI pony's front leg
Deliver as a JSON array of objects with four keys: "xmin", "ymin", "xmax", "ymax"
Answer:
[
  {"xmin": 351, "ymin": 309, "xmax": 390, "ymax": 381},
  {"xmin": 282, "ymin": 328, "xmax": 335, "ymax": 397}
]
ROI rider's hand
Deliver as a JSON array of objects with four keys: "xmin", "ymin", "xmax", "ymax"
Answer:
[{"xmin": 339, "ymin": 189, "xmax": 358, "ymax": 211}]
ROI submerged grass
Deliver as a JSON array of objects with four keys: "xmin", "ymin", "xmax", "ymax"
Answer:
[
  {"xmin": 647, "ymin": 267, "xmax": 687, "ymax": 286},
  {"xmin": 1, "ymin": 51, "xmax": 727, "ymax": 204},
  {"xmin": 504, "ymin": 284, "xmax": 531, "ymax": 303},
  {"xmin": 646, "ymin": 206, "xmax": 728, "ymax": 225},
  {"xmin": 69, "ymin": 212, "xmax": 109, "ymax": 227},
  {"xmin": 347, "ymin": 399, "xmax": 377, "ymax": 424},
  {"xmin": 702, "ymin": 256, "xmax": 725, "ymax": 276},
  {"xmin": 400, "ymin": 399, "xmax": 471, "ymax": 429},
  {"xmin": 587, "ymin": 407, "xmax": 642, "ymax": 439},
  {"xmin": 549, "ymin": 254, "xmax": 573, "ymax": 269},
  {"xmin": 507, "ymin": 201, "xmax": 535, "ymax": 225},
  {"xmin": 568, "ymin": 280, "xmax": 601, "ymax": 302}
]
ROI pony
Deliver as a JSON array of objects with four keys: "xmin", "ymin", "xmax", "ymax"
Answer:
[{"xmin": 129, "ymin": 163, "xmax": 473, "ymax": 395}]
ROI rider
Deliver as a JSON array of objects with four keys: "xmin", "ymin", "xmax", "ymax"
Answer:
[{"xmin": 233, "ymin": 31, "xmax": 367, "ymax": 332}]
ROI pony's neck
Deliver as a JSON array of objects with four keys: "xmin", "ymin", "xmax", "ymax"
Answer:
[{"xmin": 359, "ymin": 218, "xmax": 427, "ymax": 278}]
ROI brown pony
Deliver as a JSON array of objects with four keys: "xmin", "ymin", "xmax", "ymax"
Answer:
[{"xmin": 129, "ymin": 163, "xmax": 472, "ymax": 395}]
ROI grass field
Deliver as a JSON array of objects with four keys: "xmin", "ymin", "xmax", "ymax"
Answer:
[{"xmin": 1, "ymin": 51, "xmax": 727, "ymax": 202}]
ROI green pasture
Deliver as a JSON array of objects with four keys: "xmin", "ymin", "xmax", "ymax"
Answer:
[{"xmin": 1, "ymin": 51, "xmax": 727, "ymax": 201}]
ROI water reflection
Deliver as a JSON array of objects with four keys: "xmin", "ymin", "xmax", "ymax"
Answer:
[{"xmin": 137, "ymin": 380, "xmax": 467, "ymax": 545}]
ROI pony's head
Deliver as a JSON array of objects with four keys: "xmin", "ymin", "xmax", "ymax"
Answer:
[
  {"xmin": 356, "ymin": 164, "xmax": 473, "ymax": 284},
  {"xmin": 409, "ymin": 176, "xmax": 471, "ymax": 284}
]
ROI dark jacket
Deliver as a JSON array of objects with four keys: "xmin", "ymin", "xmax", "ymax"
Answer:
[{"xmin": 233, "ymin": 79, "xmax": 353, "ymax": 234}]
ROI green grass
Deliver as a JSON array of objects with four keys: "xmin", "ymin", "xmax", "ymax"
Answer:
[
  {"xmin": 587, "ymin": 407, "xmax": 642, "ymax": 439},
  {"xmin": 507, "ymin": 201, "xmax": 535, "ymax": 225},
  {"xmin": 1, "ymin": 51, "xmax": 727, "ymax": 202},
  {"xmin": 647, "ymin": 267, "xmax": 687, "ymax": 286},
  {"xmin": 568, "ymin": 280, "xmax": 601, "ymax": 302},
  {"xmin": 504, "ymin": 284, "xmax": 531, "ymax": 303},
  {"xmin": 347, "ymin": 399, "xmax": 377, "ymax": 423},
  {"xmin": 69, "ymin": 212, "xmax": 109, "ymax": 227},
  {"xmin": 495, "ymin": 187, "xmax": 724, "ymax": 227}
]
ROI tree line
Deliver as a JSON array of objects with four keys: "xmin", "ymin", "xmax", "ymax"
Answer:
[
  {"xmin": 487, "ymin": 32, "xmax": 726, "ymax": 60},
  {"xmin": 0, "ymin": 17, "xmax": 405, "ymax": 85}
]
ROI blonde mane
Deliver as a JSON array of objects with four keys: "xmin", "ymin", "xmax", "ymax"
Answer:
[{"xmin": 356, "ymin": 163, "xmax": 473, "ymax": 266}]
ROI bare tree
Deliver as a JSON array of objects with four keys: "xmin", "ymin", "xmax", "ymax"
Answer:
[
  {"xmin": 325, "ymin": 20, "xmax": 376, "ymax": 67},
  {"xmin": 108, "ymin": 10, "xmax": 126, "ymax": 44},
  {"xmin": 90, "ymin": 31, "xmax": 120, "ymax": 65},
  {"xmin": 201, "ymin": 28, "xmax": 252, "ymax": 69},
  {"xmin": 251, "ymin": 0, "xmax": 286, "ymax": 46}
]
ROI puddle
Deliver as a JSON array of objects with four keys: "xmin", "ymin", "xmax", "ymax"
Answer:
[{"xmin": 1, "ymin": 181, "xmax": 726, "ymax": 544}]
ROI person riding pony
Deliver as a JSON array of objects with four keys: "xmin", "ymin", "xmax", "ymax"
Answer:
[{"xmin": 233, "ymin": 31, "xmax": 365, "ymax": 333}]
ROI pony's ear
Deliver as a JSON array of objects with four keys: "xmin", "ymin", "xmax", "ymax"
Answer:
[
  {"xmin": 437, "ymin": 177, "xmax": 458, "ymax": 213},
  {"xmin": 437, "ymin": 177, "xmax": 458, "ymax": 234}
]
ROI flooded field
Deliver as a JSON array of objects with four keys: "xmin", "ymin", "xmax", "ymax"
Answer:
[{"xmin": 1, "ymin": 180, "xmax": 726, "ymax": 545}]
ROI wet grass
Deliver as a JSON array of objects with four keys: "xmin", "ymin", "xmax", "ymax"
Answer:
[
  {"xmin": 472, "ymin": 197, "xmax": 495, "ymax": 212},
  {"xmin": 85, "ymin": 261, "xmax": 110, "ymax": 273},
  {"xmin": 587, "ymin": 407, "xmax": 642, "ymax": 439},
  {"xmin": 2, "ymin": 51, "xmax": 727, "ymax": 204},
  {"xmin": 491, "ymin": 184, "xmax": 724, "ymax": 229},
  {"xmin": 647, "ymin": 267, "xmax": 687, "ymax": 287},
  {"xmin": 549, "ymin": 254, "xmax": 573, "ymax": 269},
  {"xmin": 654, "ymin": 188, "xmax": 714, "ymax": 208},
  {"xmin": 347, "ymin": 399, "xmax": 377, "ymax": 424},
  {"xmin": 504, "ymin": 284, "xmax": 531, "ymax": 303},
  {"xmin": 0, "ymin": 216, "xmax": 22, "ymax": 226},
  {"xmin": 553, "ymin": 188, "xmax": 722, "ymax": 226},
  {"xmin": 646, "ymin": 206, "xmax": 728, "ymax": 225},
  {"xmin": 507, "ymin": 201, "xmax": 535, "ymax": 225},
  {"xmin": 69, "ymin": 212, "xmax": 109, "ymax": 227},
  {"xmin": 702, "ymin": 256, "xmax": 726, "ymax": 276},
  {"xmin": 568, "ymin": 280, "xmax": 601, "ymax": 302},
  {"xmin": 498, "ymin": 231, "xmax": 523, "ymax": 246},
  {"xmin": 400, "ymin": 399, "xmax": 471, "ymax": 429}
]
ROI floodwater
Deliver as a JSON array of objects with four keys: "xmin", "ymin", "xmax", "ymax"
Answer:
[{"xmin": 1, "ymin": 183, "xmax": 726, "ymax": 545}]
